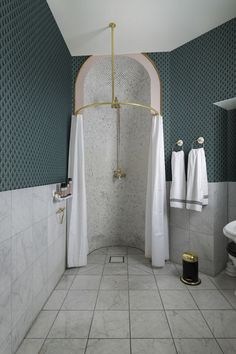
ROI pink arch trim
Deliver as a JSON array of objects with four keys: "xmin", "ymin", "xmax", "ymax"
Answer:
[{"xmin": 74, "ymin": 54, "xmax": 161, "ymax": 115}]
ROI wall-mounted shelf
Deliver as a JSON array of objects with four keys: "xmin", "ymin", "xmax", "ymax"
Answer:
[{"xmin": 53, "ymin": 192, "xmax": 72, "ymax": 202}]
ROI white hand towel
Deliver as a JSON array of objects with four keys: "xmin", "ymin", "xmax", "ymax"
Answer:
[
  {"xmin": 170, "ymin": 150, "xmax": 186, "ymax": 209},
  {"xmin": 186, "ymin": 148, "xmax": 208, "ymax": 212}
]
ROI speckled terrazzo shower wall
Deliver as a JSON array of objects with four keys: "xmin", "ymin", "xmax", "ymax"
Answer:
[
  {"xmin": 82, "ymin": 56, "xmax": 151, "ymax": 251},
  {"xmin": 72, "ymin": 53, "xmax": 171, "ymax": 180}
]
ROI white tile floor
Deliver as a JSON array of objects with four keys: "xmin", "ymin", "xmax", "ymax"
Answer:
[{"xmin": 17, "ymin": 246, "xmax": 236, "ymax": 354}]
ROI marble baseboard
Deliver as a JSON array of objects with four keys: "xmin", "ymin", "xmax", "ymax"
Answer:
[{"xmin": 0, "ymin": 184, "xmax": 66, "ymax": 354}]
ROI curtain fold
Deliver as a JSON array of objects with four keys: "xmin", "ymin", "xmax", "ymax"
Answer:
[
  {"xmin": 145, "ymin": 115, "xmax": 169, "ymax": 267},
  {"xmin": 67, "ymin": 115, "xmax": 88, "ymax": 267}
]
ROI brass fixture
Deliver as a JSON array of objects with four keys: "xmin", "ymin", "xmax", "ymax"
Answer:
[
  {"xmin": 113, "ymin": 97, "xmax": 126, "ymax": 179},
  {"xmin": 113, "ymin": 168, "xmax": 126, "ymax": 179},
  {"xmin": 75, "ymin": 23, "xmax": 159, "ymax": 117},
  {"xmin": 56, "ymin": 207, "xmax": 65, "ymax": 224}
]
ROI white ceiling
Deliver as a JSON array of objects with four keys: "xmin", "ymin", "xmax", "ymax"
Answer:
[{"xmin": 46, "ymin": 0, "xmax": 236, "ymax": 56}]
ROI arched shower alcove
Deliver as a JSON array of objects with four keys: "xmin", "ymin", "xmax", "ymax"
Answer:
[{"xmin": 74, "ymin": 54, "xmax": 161, "ymax": 252}]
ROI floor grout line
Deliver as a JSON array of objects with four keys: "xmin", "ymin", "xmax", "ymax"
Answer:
[
  {"xmin": 153, "ymin": 262, "xmax": 178, "ymax": 354},
  {"xmin": 17, "ymin": 248, "xmax": 236, "ymax": 353},
  {"xmin": 37, "ymin": 272, "xmax": 77, "ymax": 352}
]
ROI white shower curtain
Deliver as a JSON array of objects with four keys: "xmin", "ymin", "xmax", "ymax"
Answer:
[
  {"xmin": 67, "ymin": 115, "xmax": 88, "ymax": 267},
  {"xmin": 145, "ymin": 115, "xmax": 169, "ymax": 267}
]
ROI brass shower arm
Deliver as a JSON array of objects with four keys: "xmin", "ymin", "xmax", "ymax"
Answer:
[{"xmin": 75, "ymin": 23, "xmax": 160, "ymax": 117}]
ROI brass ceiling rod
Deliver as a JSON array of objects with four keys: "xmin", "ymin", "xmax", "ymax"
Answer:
[{"xmin": 75, "ymin": 23, "xmax": 159, "ymax": 116}]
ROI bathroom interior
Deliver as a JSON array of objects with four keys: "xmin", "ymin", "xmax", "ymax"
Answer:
[{"xmin": 1, "ymin": 1, "xmax": 236, "ymax": 353}]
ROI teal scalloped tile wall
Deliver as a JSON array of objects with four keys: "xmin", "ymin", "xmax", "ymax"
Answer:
[
  {"xmin": 227, "ymin": 109, "xmax": 236, "ymax": 182},
  {"xmin": 1, "ymin": 0, "xmax": 72, "ymax": 192},
  {"xmin": 170, "ymin": 18, "xmax": 236, "ymax": 182}
]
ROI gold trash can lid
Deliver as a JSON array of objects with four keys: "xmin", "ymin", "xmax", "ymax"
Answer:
[{"xmin": 182, "ymin": 251, "xmax": 198, "ymax": 263}]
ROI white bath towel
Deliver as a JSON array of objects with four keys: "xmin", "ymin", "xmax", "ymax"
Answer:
[
  {"xmin": 186, "ymin": 148, "xmax": 208, "ymax": 212},
  {"xmin": 170, "ymin": 151, "xmax": 186, "ymax": 208}
]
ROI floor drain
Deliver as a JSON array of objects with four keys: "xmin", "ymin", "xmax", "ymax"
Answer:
[{"xmin": 109, "ymin": 256, "xmax": 124, "ymax": 263}]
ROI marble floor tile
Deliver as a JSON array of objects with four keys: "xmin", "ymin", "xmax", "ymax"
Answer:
[
  {"xmin": 127, "ymin": 247, "xmax": 144, "ymax": 255},
  {"xmin": 221, "ymin": 290, "xmax": 236, "ymax": 308},
  {"xmin": 153, "ymin": 263, "xmax": 179, "ymax": 276},
  {"xmin": 86, "ymin": 339, "xmax": 130, "ymax": 354},
  {"xmin": 129, "ymin": 290, "xmax": 163, "ymax": 310},
  {"xmin": 39, "ymin": 339, "xmax": 86, "ymax": 354},
  {"xmin": 128, "ymin": 264, "xmax": 153, "ymax": 275},
  {"xmin": 131, "ymin": 339, "xmax": 176, "ymax": 354},
  {"xmin": 100, "ymin": 275, "xmax": 128, "ymax": 290},
  {"xmin": 44, "ymin": 291, "xmax": 67, "ymax": 310},
  {"xmin": 166, "ymin": 310, "xmax": 213, "ymax": 338},
  {"xmin": 78, "ymin": 264, "xmax": 104, "ymax": 275},
  {"xmin": 129, "ymin": 275, "xmax": 157, "ymax": 290},
  {"xmin": 127, "ymin": 255, "xmax": 150, "ymax": 264},
  {"xmin": 62, "ymin": 290, "xmax": 97, "ymax": 310},
  {"xmin": 174, "ymin": 339, "xmax": 222, "ymax": 354},
  {"xmin": 90, "ymin": 311, "xmax": 129, "ymax": 338},
  {"xmin": 217, "ymin": 338, "xmax": 236, "ymax": 354},
  {"xmin": 87, "ymin": 254, "xmax": 106, "ymax": 264},
  {"xmin": 130, "ymin": 311, "xmax": 171, "ymax": 338},
  {"xmin": 103, "ymin": 264, "xmax": 127, "ymax": 275},
  {"xmin": 56, "ymin": 276, "xmax": 75, "ymax": 290},
  {"xmin": 89, "ymin": 248, "xmax": 108, "ymax": 255},
  {"xmin": 211, "ymin": 273, "xmax": 236, "ymax": 290},
  {"xmin": 71, "ymin": 275, "xmax": 101, "ymax": 290},
  {"xmin": 155, "ymin": 275, "xmax": 187, "ymax": 290},
  {"xmin": 187, "ymin": 274, "xmax": 217, "ymax": 290},
  {"xmin": 63, "ymin": 268, "xmax": 79, "ymax": 276},
  {"xmin": 96, "ymin": 290, "xmax": 129, "ymax": 310},
  {"xmin": 26, "ymin": 311, "xmax": 58, "ymax": 338},
  {"xmin": 190, "ymin": 290, "xmax": 232, "ymax": 309},
  {"xmin": 48, "ymin": 311, "xmax": 93, "ymax": 338},
  {"xmin": 107, "ymin": 247, "xmax": 128, "ymax": 255},
  {"xmin": 16, "ymin": 339, "xmax": 44, "ymax": 354},
  {"xmin": 105, "ymin": 255, "xmax": 127, "ymax": 263},
  {"xmin": 201, "ymin": 310, "xmax": 236, "ymax": 338},
  {"xmin": 160, "ymin": 290, "xmax": 197, "ymax": 310}
]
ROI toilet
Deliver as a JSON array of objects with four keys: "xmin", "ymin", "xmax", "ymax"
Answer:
[{"xmin": 223, "ymin": 220, "xmax": 236, "ymax": 277}]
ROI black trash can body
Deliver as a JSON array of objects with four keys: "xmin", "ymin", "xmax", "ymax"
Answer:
[{"xmin": 180, "ymin": 252, "xmax": 201, "ymax": 286}]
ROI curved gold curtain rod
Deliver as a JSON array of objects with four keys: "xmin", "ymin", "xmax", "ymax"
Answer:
[{"xmin": 75, "ymin": 23, "xmax": 160, "ymax": 117}]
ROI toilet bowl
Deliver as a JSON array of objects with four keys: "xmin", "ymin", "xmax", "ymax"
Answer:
[{"xmin": 223, "ymin": 220, "xmax": 236, "ymax": 277}]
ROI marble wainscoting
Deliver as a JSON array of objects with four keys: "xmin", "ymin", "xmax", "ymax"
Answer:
[
  {"xmin": 228, "ymin": 182, "xmax": 236, "ymax": 222},
  {"xmin": 169, "ymin": 183, "xmax": 228, "ymax": 276},
  {"xmin": 0, "ymin": 184, "xmax": 66, "ymax": 354}
]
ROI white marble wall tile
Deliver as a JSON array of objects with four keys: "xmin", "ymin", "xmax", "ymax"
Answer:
[
  {"xmin": 32, "ymin": 252, "xmax": 48, "ymax": 296},
  {"xmin": 189, "ymin": 208, "xmax": 214, "ymax": 236},
  {"xmin": 12, "ymin": 268, "xmax": 33, "ymax": 326},
  {"xmin": 228, "ymin": 182, "xmax": 236, "ymax": 207},
  {"xmin": 170, "ymin": 182, "xmax": 229, "ymax": 276},
  {"xmin": 0, "ymin": 239, "xmax": 12, "ymax": 296},
  {"xmin": 11, "ymin": 309, "xmax": 34, "ymax": 354},
  {"xmin": 0, "ymin": 287, "xmax": 11, "ymax": 347},
  {"xmin": 189, "ymin": 231, "xmax": 214, "ymax": 261},
  {"xmin": 12, "ymin": 227, "xmax": 33, "ymax": 282},
  {"xmin": 12, "ymin": 188, "xmax": 33, "ymax": 235},
  {"xmin": 32, "ymin": 185, "xmax": 49, "ymax": 223},
  {"xmin": 32, "ymin": 219, "xmax": 48, "ymax": 261},
  {"xmin": 0, "ymin": 334, "xmax": 12, "ymax": 354},
  {"xmin": 0, "ymin": 183, "xmax": 67, "ymax": 353},
  {"xmin": 170, "ymin": 208, "xmax": 189, "ymax": 230},
  {"xmin": 0, "ymin": 191, "xmax": 11, "ymax": 244}
]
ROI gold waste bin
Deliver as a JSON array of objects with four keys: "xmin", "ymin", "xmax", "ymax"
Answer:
[{"xmin": 180, "ymin": 252, "xmax": 201, "ymax": 286}]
